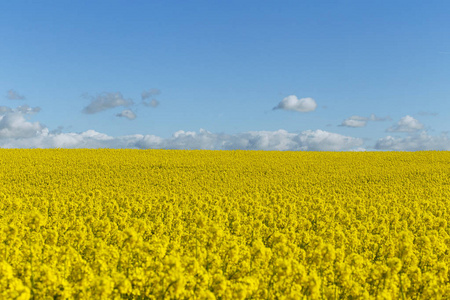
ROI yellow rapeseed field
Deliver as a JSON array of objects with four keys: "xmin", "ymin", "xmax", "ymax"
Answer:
[{"xmin": 0, "ymin": 149, "xmax": 449, "ymax": 299}]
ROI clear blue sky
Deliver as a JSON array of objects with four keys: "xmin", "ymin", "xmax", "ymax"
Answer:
[{"xmin": 1, "ymin": 0, "xmax": 449, "ymax": 150}]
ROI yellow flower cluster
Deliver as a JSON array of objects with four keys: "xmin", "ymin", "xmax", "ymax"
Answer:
[{"xmin": 0, "ymin": 149, "xmax": 449, "ymax": 299}]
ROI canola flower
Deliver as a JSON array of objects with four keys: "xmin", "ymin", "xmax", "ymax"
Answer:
[{"xmin": 0, "ymin": 149, "xmax": 449, "ymax": 299}]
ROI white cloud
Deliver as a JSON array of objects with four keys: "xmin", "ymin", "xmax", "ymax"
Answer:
[
  {"xmin": 375, "ymin": 132, "xmax": 450, "ymax": 151},
  {"xmin": 0, "ymin": 113, "xmax": 45, "ymax": 138},
  {"xmin": 349, "ymin": 147, "xmax": 367, "ymax": 152},
  {"xmin": 1, "ymin": 129, "xmax": 118, "ymax": 149},
  {"xmin": 136, "ymin": 129, "xmax": 363, "ymax": 151},
  {"xmin": 116, "ymin": 109, "xmax": 137, "ymax": 120},
  {"xmin": 6, "ymin": 89, "xmax": 25, "ymax": 100},
  {"xmin": 0, "ymin": 127, "xmax": 363, "ymax": 151},
  {"xmin": 273, "ymin": 95, "xmax": 317, "ymax": 112},
  {"xmin": 340, "ymin": 116, "xmax": 368, "ymax": 127},
  {"xmin": 387, "ymin": 115, "xmax": 424, "ymax": 132},
  {"xmin": 82, "ymin": 92, "xmax": 133, "ymax": 114}
]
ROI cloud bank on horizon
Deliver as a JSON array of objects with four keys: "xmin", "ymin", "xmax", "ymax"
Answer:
[
  {"xmin": 0, "ymin": 89, "xmax": 448, "ymax": 151},
  {"xmin": 0, "ymin": 93, "xmax": 363, "ymax": 150},
  {"xmin": 0, "ymin": 126, "xmax": 366, "ymax": 151}
]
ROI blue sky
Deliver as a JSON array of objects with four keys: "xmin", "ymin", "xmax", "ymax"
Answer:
[{"xmin": 1, "ymin": 0, "xmax": 450, "ymax": 150}]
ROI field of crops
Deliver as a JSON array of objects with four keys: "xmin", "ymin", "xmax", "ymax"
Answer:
[{"xmin": 0, "ymin": 149, "xmax": 449, "ymax": 299}]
